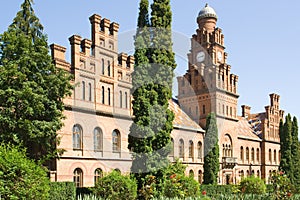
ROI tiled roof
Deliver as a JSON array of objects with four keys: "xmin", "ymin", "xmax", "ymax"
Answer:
[
  {"xmin": 169, "ymin": 99, "xmax": 205, "ymax": 133},
  {"xmin": 236, "ymin": 116, "xmax": 262, "ymax": 141}
]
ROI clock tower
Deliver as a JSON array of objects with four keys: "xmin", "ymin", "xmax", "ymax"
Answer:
[{"xmin": 177, "ymin": 3, "xmax": 239, "ymax": 131}]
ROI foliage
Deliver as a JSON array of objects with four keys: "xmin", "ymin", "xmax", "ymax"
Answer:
[
  {"xmin": 203, "ymin": 113, "xmax": 219, "ymax": 185},
  {"xmin": 280, "ymin": 114, "xmax": 300, "ymax": 190},
  {"xmin": 92, "ymin": 170, "xmax": 137, "ymax": 200},
  {"xmin": 0, "ymin": 0, "xmax": 72, "ymax": 163},
  {"xmin": 128, "ymin": 0, "xmax": 176, "ymax": 191},
  {"xmin": 200, "ymin": 185, "xmax": 235, "ymax": 196},
  {"xmin": 238, "ymin": 176, "xmax": 266, "ymax": 194},
  {"xmin": 49, "ymin": 182, "xmax": 76, "ymax": 200},
  {"xmin": 269, "ymin": 171, "xmax": 294, "ymax": 200},
  {"xmin": 0, "ymin": 143, "xmax": 50, "ymax": 199}
]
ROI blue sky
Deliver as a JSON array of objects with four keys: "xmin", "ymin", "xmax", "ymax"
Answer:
[{"xmin": 1, "ymin": 0, "xmax": 300, "ymax": 119}]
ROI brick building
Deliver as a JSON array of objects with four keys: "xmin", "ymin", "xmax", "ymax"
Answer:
[{"xmin": 50, "ymin": 4, "xmax": 283, "ymax": 187}]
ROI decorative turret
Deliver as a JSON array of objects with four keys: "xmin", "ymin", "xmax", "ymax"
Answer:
[{"xmin": 197, "ymin": 3, "xmax": 217, "ymax": 33}]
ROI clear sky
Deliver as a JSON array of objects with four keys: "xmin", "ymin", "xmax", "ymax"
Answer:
[{"xmin": 1, "ymin": 0, "xmax": 300, "ymax": 120}]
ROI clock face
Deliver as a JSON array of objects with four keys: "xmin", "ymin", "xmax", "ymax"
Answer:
[
  {"xmin": 196, "ymin": 51, "xmax": 205, "ymax": 62},
  {"xmin": 217, "ymin": 51, "xmax": 222, "ymax": 61}
]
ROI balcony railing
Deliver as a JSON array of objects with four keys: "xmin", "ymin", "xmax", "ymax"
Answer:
[{"xmin": 222, "ymin": 157, "xmax": 238, "ymax": 169}]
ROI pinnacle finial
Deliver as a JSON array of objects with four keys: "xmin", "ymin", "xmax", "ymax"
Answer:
[{"xmin": 205, "ymin": 3, "xmax": 208, "ymax": 7}]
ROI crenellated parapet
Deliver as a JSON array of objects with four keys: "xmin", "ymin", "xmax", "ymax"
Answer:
[{"xmin": 50, "ymin": 44, "xmax": 71, "ymax": 72}]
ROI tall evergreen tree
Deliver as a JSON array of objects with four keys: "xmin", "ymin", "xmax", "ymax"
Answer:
[
  {"xmin": 203, "ymin": 113, "xmax": 219, "ymax": 185},
  {"xmin": 291, "ymin": 117, "xmax": 300, "ymax": 188},
  {"xmin": 279, "ymin": 114, "xmax": 293, "ymax": 181},
  {"xmin": 128, "ymin": 0, "xmax": 176, "ymax": 190},
  {"xmin": 0, "ymin": 0, "xmax": 72, "ymax": 163}
]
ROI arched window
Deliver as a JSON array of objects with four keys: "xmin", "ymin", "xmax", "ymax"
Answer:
[
  {"xmin": 246, "ymin": 147, "xmax": 249, "ymax": 162},
  {"xmin": 240, "ymin": 146, "xmax": 244, "ymax": 162},
  {"xmin": 198, "ymin": 170, "xmax": 203, "ymax": 183},
  {"xmin": 88, "ymin": 83, "xmax": 92, "ymax": 101},
  {"xmin": 269, "ymin": 149, "xmax": 272, "ymax": 163},
  {"xmin": 251, "ymin": 148, "xmax": 255, "ymax": 162},
  {"xmin": 246, "ymin": 170, "xmax": 250, "ymax": 177},
  {"xmin": 107, "ymin": 60, "xmax": 111, "ymax": 76},
  {"xmin": 119, "ymin": 91, "xmax": 122, "ymax": 108},
  {"xmin": 256, "ymin": 148, "xmax": 260, "ymax": 163},
  {"xmin": 274, "ymin": 150, "xmax": 277, "ymax": 163},
  {"xmin": 125, "ymin": 92, "xmax": 128, "ymax": 109},
  {"xmin": 169, "ymin": 138, "xmax": 174, "ymax": 157},
  {"xmin": 240, "ymin": 170, "xmax": 244, "ymax": 178},
  {"xmin": 94, "ymin": 168, "xmax": 103, "ymax": 185},
  {"xmin": 73, "ymin": 168, "xmax": 83, "ymax": 188},
  {"xmin": 101, "ymin": 86, "xmax": 105, "ymax": 104},
  {"xmin": 101, "ymin": 59, "xmax": 105, "ymax": 75},
  {"xmin": 179, "ymin": 139, "xmax": 184, "ymax": 158},
  {"xmin": 189, "ymin": 141, "xmax": 194, "ymax": 158},
  {"xmin": 108, "ymin": 88, "xmax": 111, "ymax": 105},
  {"xmin": 197, "ymin": 142, "xmax": 202, "ymax": 160},
  {"xmin": 257, "ymin": 170, "xmax": 260, "ymax": 178},
  {"xmin": 189, "ymin": 169, "xmax": 194, "ymax": 178},
  {"xmin": 203, "ymin": 105, "xmax": 206, "ymax": 114},
  {"xmin": 73, "ymin": 125, "xmax": 82, "ymax": 150},
  {"xmin": 82, "ymin": 81, "xmax": 85, "ymax": 100},
  {"xmin": 94, "ymin": 127, "xmax": 103, "ymax": 152},
  {"xmin": 112, "ymin": 130, "xmax": 121, "ymax": 152}
]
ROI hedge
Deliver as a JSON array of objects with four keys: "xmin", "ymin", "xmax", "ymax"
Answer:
[
  {"xmin": 49, "ymin": 182, "xmax": 76, "ymax": 200},
  {"xmin": 200, "ymin": 185, "xmax": 235, "ymax": 195}
]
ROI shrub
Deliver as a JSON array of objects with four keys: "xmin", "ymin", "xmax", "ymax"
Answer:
[
  {"xmin": 92, "ymin": 170, "xmax": 137, "ymax": 200},
  {"xmin": 269, "ymin": 171, "xmax": 294, "ymax": 200},
  {"xmin": 49, "ymin": 182, "xmax": 76, "ymax": 200},
  {"xmin": 200, "ymin": 185, "xmax": 234, "ymax": 196},
  {"xmin": 0, "ymin": 143, "xmax": 50, "ymax": 199},
  {"xmin": 239, "ymin": 176, "xmax": 266, "ymax": 194}
]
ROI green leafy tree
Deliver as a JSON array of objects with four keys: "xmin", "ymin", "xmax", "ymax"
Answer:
[
  {"xmin": 239, "ymin": 176, "xmax": 266, "ymax": 194},
  {"xmin": 0, "ymin": 143, "xmax": 50, "ymax": 199},
  {"xmin": 128, "ymin": 0, "xmax": 176, "ymax": 190},
  {"xmin": 0, "ymin": 0, "xmax": 72, "ymax": 163},
  {"xmin": 280, "ymin": 114, "xmax": 293, "ymax": 182},
  {"xmin": 203, "ymin": 113, "xmax": 220, "ymax": 185},
  {"xmin": 93, "ymin": 170, "xmax": 137, "ymax": 200},
  {"xmin": 291, "ymin": 117, "xmax": 300, "ymax": 190}
]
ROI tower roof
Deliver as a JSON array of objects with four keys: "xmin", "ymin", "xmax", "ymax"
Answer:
[{"xmin": 198, "ymin": 3, "xmax": 217, "ymax": 20}]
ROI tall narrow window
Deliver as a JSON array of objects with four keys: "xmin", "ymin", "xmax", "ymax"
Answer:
[
  {"xmin": 125, "ymin": 92, "xmax": 128, "ymax": 109},
  {"xmin": 112, "ymin": 130, "xmax": 120, "ymax": 152},
  {"xmin": 94, "ymin": 127, "xmax": 103, "ymax": 152},
  {"xmin": 169, "ymin": 138, "xmax": 174, "ymax": 157},
  {"xmin": 88, "ymin": 83, "xmax": 92, "ymax": 101},
  {"xmin": 240, "ymin": 146, "xmax": 244, "ymax": 162},
  {"xmin": 189, "ymin": 140, "xmax": 194, "ymax": 158},
  {"xmin": 197, "ymin": 142, "xmax": 202, "ymax": 159},
  {"xmin": 269, "ymin": 149, "xmax": 272, "ymax": 163},
  {"xmin": 198, "ymin": 170, "xmax": 203, "ymax": 183},
  {"xmin": 94, "ymin": 168, "xmax": 103, "ymax": 185},
  {"xmin": 189, "ymin": 170, "xmax": 194, "ymax": 178},
  {"xmin": 101, "ymin": 86, "xmax": 105, "ymax": 104},
  {"xmin": 107, "ymin": 61, "xmax": 111, "ymax": 76},
  {"xmin": 251, "ymin": 148, "xmax": 255, "ymax": 162},
  {"xmin": 274, "ymin": 150, "xmax": 277, "ymax": 163},
  {"xmin": 179, "ymin": 139, "xmax": 184, "ymax": 158},
  {"xmin": 73, "ymin": 168, "xmax": 83, "ymax": 188},
  {"xmin": 82, "ymin": 81, "xmax": 85, "ymax": 100},
  {"xmin": 203, "ymin": 105, "xmax": 206, "ymax": 114},
  {"xmin": 101, "ymin": 59, "xmax": 105, "ymax": 75},
  {"xmin": 108, "ymin": 88, "xmax": 111, "ymax": 105},
  {"xmin": 119, "ymin": 91, "xmax": 122, "ymax": 108},
  {"xmin": 246, "ymin": 147, "xmax": 249, "ymax": 162},
  {"xmin": 256, "ymin": 148, "xmax": 260, "ymax": 163},
  {"xmin": 73, "ymin": 124, "xmax": 82, "ymax": 150}
]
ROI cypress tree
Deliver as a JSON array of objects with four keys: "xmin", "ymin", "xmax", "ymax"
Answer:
[
  {"xmin": 203, "ymin": 113, "xmax": 219, "ymax": 185},
  {"xmin": 128, "ymin": 0, "xmax": 176, "ymax": 190},
  {"xmin": 291, "ymin": 116, "xmax": 300, "ymax": 188},
  {"xmin": 279, "ymin": 114, "xmax": 293, "ymax": 181},
  {"xmin": 0, "ymin": 0, "xmax": 72, "ymax": 163}
]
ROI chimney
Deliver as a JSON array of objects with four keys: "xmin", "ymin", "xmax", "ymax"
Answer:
[{"xmin": 241, "ymin": 105, "xmax": 251, "ymax": 118}]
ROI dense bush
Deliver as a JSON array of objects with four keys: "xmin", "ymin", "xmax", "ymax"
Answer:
[
  {"xmin": 200, "ymin": 184, "xmax": 234, "ymax": 196},
  {"xmin": 239, "ymin": 176, "xmax": 266, "ymax": 194},
  {"xmin": 269, "ymin": 171, "xmax": 294, "ymax": 200},
  {"xmin": 49, "ymin": 182, "xmax": 76, "ymax": 200},
  {"xmin": 92, "ymin": 170, "xmax": 137, "ymax": 200},
  {"xmin": 0, "ymin": 144, "xmax": 50, "ymax": 199}
]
